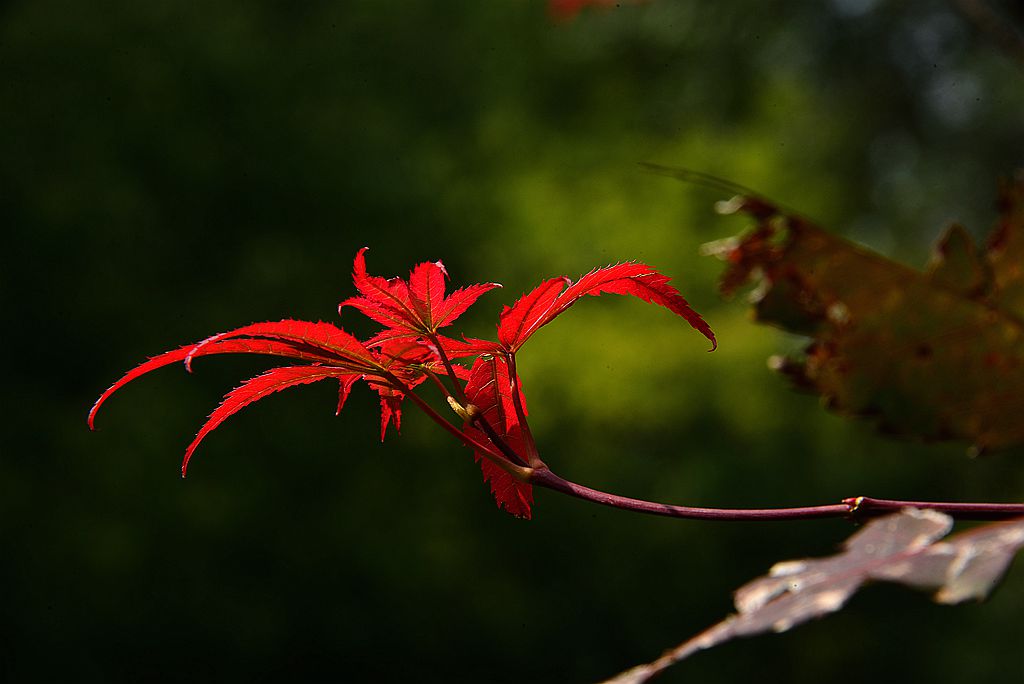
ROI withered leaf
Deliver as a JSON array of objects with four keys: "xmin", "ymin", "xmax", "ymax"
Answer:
[
  {"xmin": 706, "ymin": 174, "xmax": 1024, "ymax": 450},
  {"xmin": 603, "ymin": 509, "xmax": 1024, "ymax": 684}
]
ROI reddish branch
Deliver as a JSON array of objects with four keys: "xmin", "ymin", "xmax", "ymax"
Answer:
[
  {"xmin": 405, "ymin": 383, "xmax": 1024, "ymax": 523},
  {"xmin": 531, "ymin": 469, "xmax": 1024, "ymax": 523}
]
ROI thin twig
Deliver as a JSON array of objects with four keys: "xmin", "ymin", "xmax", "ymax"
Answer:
[
  {"xmin": 413, "ymin": 341, "xmax": 1024, "ymax": 523},
  {"xmin": 427, "ymin": 334, "xmax": 530, "ymax": 469},
  {"xmin": 427, "ymin": 333, "xmax": 471, "ymax": 407},
  {"xmin": 403, "ymin": 389, "xmax": 532, "ymax": 479},
  {"xmin": 845, "ymin": 496, "xmax": 1024, "ymax": 521},
  {"xmin": 530, "ymin": 469, "xmax": 1024, "ymax": 522}
]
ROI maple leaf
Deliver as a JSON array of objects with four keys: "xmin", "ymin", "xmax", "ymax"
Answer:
[
  {"xmin": 706, "ymin": 172, "xmax": 1024, "ymax": 450},
  {"xmin": 339, "ymin": 247, "xmax": 500, "ymax": 337},
  {"xmin": 88, "ymin": 337, "xmax": 345, "ymax": 430},
  {"xmin": 183, "ymin": 319, "xmax": 382, "ymax": 371},
  {"xmin": 183, "ymin": 366, "xmax": 361, "ymax": 476},
  {"xmin": 89, "ymin": 321, "xmax": 382, "ymax": 429},
  {"xmin": 368, "ymin": 338, "xmax": 446, "ymax": 440},
  {"xmin": 498, "ymin": 263, "xmax": 716, "ymax": 353},
  {"xmin": 462, "ymin": 354, "xmax": 534, "ymax": 518},
  {"xmin": 428, "ymin": 334, "xmax": 503, "ymax": 361},
  {"xmin": 604, "ymin": 509, "xmax": 1024, "ymax": 683},
  {"xmin": 89, "ymin": 319, "xmax": 398, "ymax": 472}
]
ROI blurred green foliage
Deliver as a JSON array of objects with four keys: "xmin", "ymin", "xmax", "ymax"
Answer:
[{"xmin": 3, "ymin": 1, "xmax": 1023, "ymax": 681}]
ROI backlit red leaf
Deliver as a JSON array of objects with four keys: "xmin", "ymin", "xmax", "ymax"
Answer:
[
  {"xmin": 498, "ymin": 264, "xmax": 715, "ymax": 352},
  {"xmin": 463, "ymin": 355, "xmax": 533, "ymax": 518},
  {"xmin": 373, "ymin": 338, "xmax": 457, "ymax": 380},
  {"xmin": 341, "ymin": 248, "xmax": 500, "ymax": 336},
  {"xmin": 565, "ymin": 263, "xmax": 717, "ymax": 350},
  {"xmin": 375, "ymin": 338, "xmax": 435, "ymax": 368},
  {"xmin": 475, "ymin": 456, "xmax": 534, "ymax": 519},
  {"xmin": 186, "ymin": 319, "xmax": 379, "ymax": 371},
  {"xmin": 497, "ymin": 277, "xmax": 569, "ymax": 351},
  {"xmin": 376, "ymin": 385, "xmax": 404, "ymax": 441},
  {"xmin": 341, "ymin": 247, "xmax": 419, "ymax": 330},
  {"xmin": 89, "ymin": 337, "xmax": 347, "ymax": 429},
  {"xmin": 363, "ymin": 376, "xmax": 420, "ymax": 441},
  {"xmin": 182, "ymin": 366, "xmax": 359, "ymax": 476},
  {"xmin": 430, "ymin": 335, "xmax": 504, "ymax": 360},
  {"xmin": 409, "ymin": 259, "xmax": 449, "ymax": 329},
  {"xmin": 336, "ymin": 374, "xmax": 360, "ymax": 415},
  {"xmin": 363, "ymin": 328, "xmax": 426, "ymax": 349},
  {"xmin": 434, "ymin": 282, "xmax": 502, "ymax": 328}
]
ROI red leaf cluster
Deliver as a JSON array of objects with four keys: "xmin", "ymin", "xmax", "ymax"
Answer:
[
  {"xmin": 92, "ymin": 250, "xmax": 713, "ymax": 518},
  {"xmin": 341, "ymin": 247, "xmax": 500, "ymax": 345}
]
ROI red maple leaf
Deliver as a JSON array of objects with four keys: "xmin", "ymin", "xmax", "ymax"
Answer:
[
  {"xmin": 462, "ymin": 354, "xmax": 534, "ymax": 518},
  {"xmin": 182, "ymin": 366, "xmax": 363, "ymax": 476},
  {"xmin": 88, "ymin": 336, "xmax": 344, "ymax": 431},
  {"xmin": 89, "ymin": 320, "xmax": 397, "ymax": 473},
  {"xmin": 497, "ymin": 262, "xmax": 716, "ymax": 352},
  {"xmin": 340, "ymin": 247, "xmax": 500, "ymax": 338},
  {"xmin": 369, "ymin": 338, "xmax": 448, "ymax": 439}
]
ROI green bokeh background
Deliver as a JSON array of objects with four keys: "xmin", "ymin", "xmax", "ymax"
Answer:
[{"xmin": 4, "ymin": 1, "xmax": 1024, "ymax": 681}]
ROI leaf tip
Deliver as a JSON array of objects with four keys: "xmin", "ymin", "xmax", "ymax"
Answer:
[
  {"xmin": 183, "ymin": 349, "xmax": 198, "ymax": 373},
  {"xmin": 352, "ymin": 247, "xmax": 371, "ymax": 275},
  {"xmin": 87, "ymin": 401, "xmax": 101, "ymax": 430}
]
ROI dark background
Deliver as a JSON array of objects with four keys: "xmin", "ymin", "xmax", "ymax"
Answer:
[{"xmin": 4, "ymin": 1, "xmax": 1024, "ymax": 681}]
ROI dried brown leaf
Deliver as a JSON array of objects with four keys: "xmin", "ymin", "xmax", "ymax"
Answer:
[
  {"xmin": 603, "ymin": 510, "xmax": 1024, "ymax": 684},
  {"xmin": 708, "ymin": 173, "xmax": 1024, "ymax": 450}
]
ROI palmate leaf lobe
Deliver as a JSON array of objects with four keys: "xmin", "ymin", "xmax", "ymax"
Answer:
[
  {"xmin": 89, "ymin": 334, "xmax": 362, "ymax": 430},
  {"xmin": 90, "ymin": 319, "xmax": 401, "ymax": 472},
  {"xmin": 340, "ymin": 247, "xmax": 500, "ymax": 336},
  {"xmin": 462, "ymin": 354, "xmax": 533, "ymax": 518},
  {"xmin": 185, "ymin": 319, "xmax": 381, "ymax": 371},
  {"xmin": 498, "ymin": 263, "xmax": 716, "ymax": 353},
  {"xmin": 182, "ymin": 366, "xmax": 361, "ymax": 476}
]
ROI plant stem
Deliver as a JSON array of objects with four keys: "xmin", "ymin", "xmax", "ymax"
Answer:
[
  {"xmin": 380, "ymin": 369, "xmax": 505, "ymax": 462},
  {"xmin": 412, "ymin": 344, "xmax": 1024, "ymax": 523},
  {"xmin": 531, "ymin": 469, "xmax": 847, "ymax": 520},
  {"xmin": 530, "ymin": 469, "xmax": 1024, "ymax": 522},
  {"xmin": 427, "ymin": 333, "xmax": 470, "ymax": 406},
  {"xmin": 472, "ymin": 413, "xmax": 530, "ymax": 468},
  {"xmin": 403, "ymin": 389, "xmax": 531, "ymax": 478},
  {"xmin": 844, "ymin": 496, "xmax": 1024, "ymax": 520},
  {"xmin": 426, "ymin": 334, "xmax": 530, "ymax": 469},
  {"xmin": 422, "ymin": 367, "xmax": 454, "ymax": 400}
]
